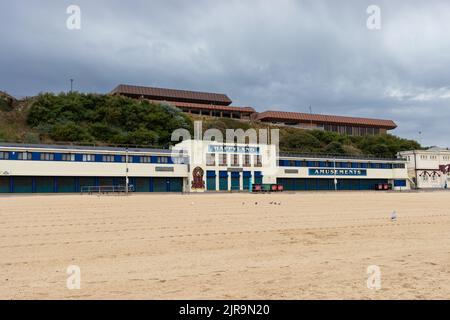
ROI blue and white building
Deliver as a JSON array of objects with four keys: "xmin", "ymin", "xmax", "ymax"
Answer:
[{"xmin": 0, "ymin": 140, "xmax": 410, "ymax": 193}]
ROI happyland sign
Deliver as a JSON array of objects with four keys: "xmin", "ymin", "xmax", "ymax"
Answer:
[{"xmin": 208, "ymin": 145, "xmax": 260, "ymax": 154}]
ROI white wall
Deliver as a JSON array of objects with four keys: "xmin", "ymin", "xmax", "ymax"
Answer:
[
  {"xmin": 398, "ymin": 150, "xmax": 450, "ymax": 188},
  {"xmin": 0, "ymin": 160, "xmax": 188, "ymax": 178}
]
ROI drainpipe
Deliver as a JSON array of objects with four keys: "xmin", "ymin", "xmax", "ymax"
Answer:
[
  {"xmin": 334, "ymin": 156, "xmax": 337, "ymax": 191},
  {"xmin": 413, "ymin": 150, "xmax": 418, "ymax": 189}
]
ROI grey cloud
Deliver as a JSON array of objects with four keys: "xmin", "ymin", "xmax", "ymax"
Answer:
[{"xmin": 1, "ymin": 0, "xmax": 449, "ymax": 146}]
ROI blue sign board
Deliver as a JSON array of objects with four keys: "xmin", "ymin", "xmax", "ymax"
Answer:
[
  {"xmin": 308, "ymin": 168, "xmax": 367, "ymax": 176},
  {"xmin": 208, "ymin": 145, "xmax": 260, "ymax": 154}
]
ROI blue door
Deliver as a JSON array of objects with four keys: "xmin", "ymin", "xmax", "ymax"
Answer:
[{"xmin": 231, "ymin": 172, "xmax": 240, "ymax": 190}]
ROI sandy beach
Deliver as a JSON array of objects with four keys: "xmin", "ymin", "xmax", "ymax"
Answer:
[{"xmin": 1, "ymin": 191, "xmax": 449, "ymax": 299}]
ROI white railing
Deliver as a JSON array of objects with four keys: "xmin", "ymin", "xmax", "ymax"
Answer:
[{"xmin": 80, "ymin": 185, "xmax": 134, "ymax": 194}]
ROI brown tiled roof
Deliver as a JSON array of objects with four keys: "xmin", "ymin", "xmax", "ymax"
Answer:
[
  {"xmin": 149, "ymin": 100, "xmax": 256, "ymax": 114},
  {"xmin": 111, "ymin": 84, "xmax": 232, "ymax": 106},
  {"xmin": 256, "ymin": 111, "xmax": 397, "ymax": 129}
]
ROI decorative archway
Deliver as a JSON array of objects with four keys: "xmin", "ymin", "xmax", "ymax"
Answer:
[{"xmin": 191, "ymin": 167, "xmax": 205, "ymax": 189}]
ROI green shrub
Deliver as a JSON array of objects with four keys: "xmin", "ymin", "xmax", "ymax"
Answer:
[{"xmin": 27, "ymin": 92, "xmax": 193, "ymax": 147}]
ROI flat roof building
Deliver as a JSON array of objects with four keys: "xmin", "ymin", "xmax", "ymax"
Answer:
[
  {"xmin": 111, "ymin": 84, "xmax": 256, "ymax": 120},
  {"xmin": 256, "ymin": 111, "xmax": 397, "ymax": 136},
  {"xmin": 111, "ymin": 84, "xmax": 398, "ymax": 135}
]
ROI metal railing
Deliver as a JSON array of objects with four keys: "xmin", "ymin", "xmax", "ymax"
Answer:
[
  {"xmin": 0, "ymin": 139, "xmax": 169, "ymax": 151},
  {"xmin": 80, "ymin": 185, "xmax": 134, "ymax": 194}
]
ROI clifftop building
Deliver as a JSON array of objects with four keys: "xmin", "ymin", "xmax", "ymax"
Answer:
[
  {"xmin": 255, "ymin": 110, "xmax": 397, "ymax": 135},
  {"xmin": 111, "ymin": 84, "xmax": 255, "ymax": 120},
  {"xmin": 111, "ymin": 84, "xmax": 397, "ymax": 136}
]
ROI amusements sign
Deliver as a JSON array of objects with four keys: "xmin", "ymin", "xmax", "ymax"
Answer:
[
  {"xmin": 208, "ymin": 145, "xmax": 260, "ymax": 154},
  {"xmin": 309, "ymin": 168, "xmax": 367, "ymax": 176}
]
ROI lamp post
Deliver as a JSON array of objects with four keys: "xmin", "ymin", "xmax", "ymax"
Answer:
[
  {"xmin": 125, "ymin": 148, "xmax": 129, "ymax": 194},
  {"xmin": 70, "ymin": 79, "xmax": 74, "ymax": 92},
  {"xmin": 333, "ymin": 156, "xmax": 338, "ymax": 191}
]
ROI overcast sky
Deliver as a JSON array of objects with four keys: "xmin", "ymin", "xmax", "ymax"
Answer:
[{"xmin": 1, "ymin": 0, "xmax": 449, "ymax": 147}]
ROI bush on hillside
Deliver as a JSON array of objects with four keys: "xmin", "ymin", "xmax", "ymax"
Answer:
[{"xmin": 27, "ymin": 92, "xmax": 193, "ymax": 147}]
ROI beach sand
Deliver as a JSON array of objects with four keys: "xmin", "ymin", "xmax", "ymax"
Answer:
[{"xmin": 1, "ymin": 191, "xmax": 449, "ymax": 299}]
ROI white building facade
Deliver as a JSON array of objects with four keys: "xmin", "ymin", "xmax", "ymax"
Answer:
[{"xmin": 398, "ymin": 148, "xmax": 450, "ymax": 189}]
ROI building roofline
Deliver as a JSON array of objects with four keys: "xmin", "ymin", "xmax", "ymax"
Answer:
[
  {"xmin": 256, "ymin": 110, "xmax": 397, "ymax": 129},
  {"xmin": 0, "ymin": 142, "xmax": 172, "ymax": 154},
  {"xmin": 1, "ymin": 141, "xmax": 405, "ymax": 161},
  {"xmin": 111, "ymin": 84, "xmax": 232, "ymax": 106},
  {"xmin": 399, "ymin": 149, "xmax": 450, "ymax": 154}
]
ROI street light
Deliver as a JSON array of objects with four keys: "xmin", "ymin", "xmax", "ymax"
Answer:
[
  {"xmin": 70, "ymin": 79, "xmax": 74, "ymax": 92},
  {"xmin": 125, "ymin": 148, "xmax": 129, "ymax": 194},
  {"xmin": 333, "ymin": 156, "xmax": 338, "ymax": 191}
]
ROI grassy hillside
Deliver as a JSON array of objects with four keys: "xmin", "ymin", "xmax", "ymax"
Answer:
[
  {"xmin": 198, "ymin": 116, "xmax": 420, "ymax": 157},
  {"xmin": 0, "ymin": 91, "xmax": 421, "ymax": 157}
]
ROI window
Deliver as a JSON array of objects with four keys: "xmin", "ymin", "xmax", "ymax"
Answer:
[
  {"xmin": 61, "ymin": 154, "xmax": 75, "ymax": 161},
  {"xmin": 102, "ymin": 155, "xmax": 115, "ymax": 162},
  {"xmin": 40, "ymin": 153, "xmax": 54, "ymax": 161},
  {"xmin": 140, "ymin": 156, "xmax": 151, "ymax": 163},
  {"xmin": 18, "ymin": 152, "xmax": 32, "ymax": 160},
  {"xmin": 172, "ymin": 156, "xmax": 186, "ymax": 164},
  {"xmin": 243, "ymin": 155, "xmax": 251, "ymax": 167},
  {"xmin": 206, "ymin": 153, "xmax": 216, "ymax": 166},
  {"xmin": 340, "ymin": 162, "xmax": 350, "ymax": 168},
  {"xmin": 254, "ymin": 155, "xmax": 262, "ymax": 167},
  {"xmin": 231, "ymin": 154, "xmax": 239, "ymax": 167},
  {"xmin": 157, "ymin": 156, "xmax": 168, "ymax": 164},
  {"xmin": 83, "ymin": 154, "xmax": 95, "ymax": 162},
  {"xmin": 308, "ymin": 161, "xmax": 319, "ymax": 167},
  {"xmin": 360, "ymin": 127, "xmax": 368, "ymax": 136},
  {"xmin": 0, "ymin": 151, "xmax": 9, "ymax": 160},
  {"xmin": 219, "ymin": 154, "xmax": 227, "ymax": 166},
  {"xmin": 120, "ymin": 155, "xmax": 130, "ymax": 163}
]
